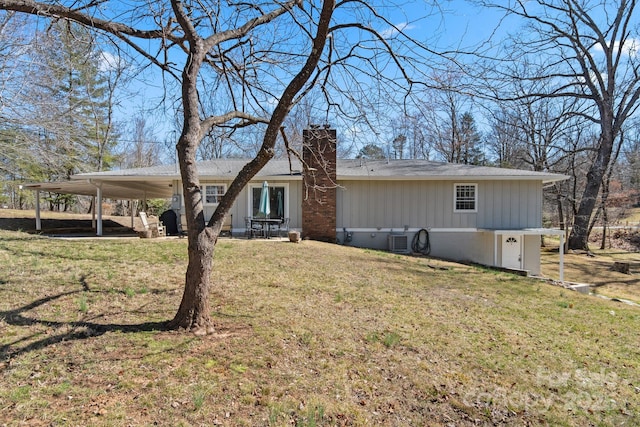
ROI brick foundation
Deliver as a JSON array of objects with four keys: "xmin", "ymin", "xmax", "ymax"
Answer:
[{"xmin": 302, "ymin": 126, "xmax": 337, "ymax": 242}]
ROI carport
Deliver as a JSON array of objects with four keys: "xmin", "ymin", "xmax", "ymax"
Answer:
[{"xmin": 23, "ymin": 178, "xmax": 174, "ymax": 236}]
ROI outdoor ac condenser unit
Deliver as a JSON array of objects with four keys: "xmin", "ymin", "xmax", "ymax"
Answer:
[{"xmin": 388, "ymin": 234, "xmax": 409, "ymax": 253}]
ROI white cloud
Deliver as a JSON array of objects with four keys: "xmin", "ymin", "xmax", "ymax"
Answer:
[
  {"xmin": 98, "ymin": 51, "xmax": 123, "ymax": 72},
  {"xmin": 593, "ymin": 38, "xmax": 639, "ymax": 57},
  {"xmin": 379, "ymin": 22, "xmax": 416, "ymax": 39}
]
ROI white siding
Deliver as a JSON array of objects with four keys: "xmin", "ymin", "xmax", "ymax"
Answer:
[{"xmin": 523, "ymin": 234, "xmax": 541, "ymax": 275}]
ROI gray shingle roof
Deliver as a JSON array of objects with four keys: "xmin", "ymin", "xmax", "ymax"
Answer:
[{"xmin": 73, "ymin": 158, "xmax": 567, "ymax": 182}]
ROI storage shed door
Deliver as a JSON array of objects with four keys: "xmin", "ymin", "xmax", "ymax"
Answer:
[{"xmin": 502, "ymin": 234, "xmax": 522, "ymax": 270}]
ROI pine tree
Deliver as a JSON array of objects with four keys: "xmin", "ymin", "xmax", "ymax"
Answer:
[{"xmin": 27, "ymin": 21, "xmax": 117, "ymax": 181}]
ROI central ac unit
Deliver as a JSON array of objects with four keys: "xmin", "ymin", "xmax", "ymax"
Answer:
[{"xmin": 388, "ymin": 234, "xmax": 409, "ymax": 253}]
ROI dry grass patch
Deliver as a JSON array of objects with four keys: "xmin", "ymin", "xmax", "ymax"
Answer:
[
  {"xmin": 0, "ymin": 230, "xmax": 639, "ymax": 426},
  {"xmin": 541, "ymin": 238, "xmax": 640, "ymax": 304}
]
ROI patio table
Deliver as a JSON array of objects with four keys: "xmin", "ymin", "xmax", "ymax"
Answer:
[{"xmin": 250, "ymin": 218, "xmax": 282, "ymax": 238}]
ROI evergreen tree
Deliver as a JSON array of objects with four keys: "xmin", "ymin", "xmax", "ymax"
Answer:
[
  {"xmin": 458, "ymin": 112, "xmax": 484, "ymax": 165},
  {"xmin": 27, "ymin": 21, "xmax": 117, "ymax": 180},
  {"xmin": 356, "ymin": 143, "xmax": 386, "ymax": 160}
]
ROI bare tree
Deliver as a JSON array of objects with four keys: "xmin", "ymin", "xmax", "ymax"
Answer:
[
  {"xmin": 478, "ymin": 0, "xmax": 640, "ymax": 250},
  {"xmin": 121, "ymin": 116, "xmax": 161, "ymax": 168},
  {"xmin": 0, "ymin": 0, "xmax": 436, "ymax": 333},
  {"xmin": 0, "ymin": 12, "xmax": 37, "ymax": 195},
  {"xmin": 486, "ymin": 107, "xmax": 529, "ymax": 168},
  {"xmin": 415, "ymin": 68, "xmax": 481, "ymax": 163}
]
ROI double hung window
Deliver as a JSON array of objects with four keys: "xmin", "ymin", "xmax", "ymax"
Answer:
[
  {"xmin": 202, "ymin": 185, "xmax": 225, "ymax": 205},
  {"xmin": 454, "ymin": 183, "xmax": 477, "ymax": 212}
]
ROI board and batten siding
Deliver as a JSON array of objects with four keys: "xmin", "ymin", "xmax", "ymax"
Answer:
[
  {"xmin": 183, "ymin": 179, "xmax": 303, "ymax": 232},
  {"xmin": 479, "ymin": 180, "xmax": 542, "ymax": 229},
  {"xmin": 336, "ymin": 179, "xmax": 543, "ymax": 230}
]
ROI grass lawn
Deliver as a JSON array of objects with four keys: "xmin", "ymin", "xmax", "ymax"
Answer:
[
  {"xmin": 540, "ymin": 234, "xmax": 640, "ymax": 304},
  {"xmin": 0, "ymin": 224, "xmax": 639, "ymax": 426}
]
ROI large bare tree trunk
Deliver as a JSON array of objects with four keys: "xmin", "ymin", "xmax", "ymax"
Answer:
[
  {"xmin": 568, "ymin": 134, "xmax": 614, "ymax": 250},
  {"xmin": 169, "ymin": 226, "xmax": 217, "ymax": 334},
  {"xmin": 167, "ymin": 135, "xmax": 219, "ymax": 333},
  {"xmin": 166, "ymin": 17, "xmax": 217, "ymax": 331}
]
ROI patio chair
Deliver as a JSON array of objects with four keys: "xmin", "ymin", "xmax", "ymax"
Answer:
[
  {"xmin": 245, "ymin": 216, "xmax": 262, "ymax": 238},
  {"xmin": 139, "ymin": 212, "xmax": 165, "ymax": 237},
  {"xmin": 269, "ymin": 217, "xmax": 289, "ymax": 237},
  {"xmin": 279, "ymin": 217, "xmax": 290, "ymax": 237}
]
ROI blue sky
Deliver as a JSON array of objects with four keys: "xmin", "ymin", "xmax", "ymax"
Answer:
[
  {"xmin": 113, "ymin": 1, "xmax": 513, "ymax": 158},
  {"xmin": 112, "ymin": 0, "xmax": 626, "ymax": 160}
]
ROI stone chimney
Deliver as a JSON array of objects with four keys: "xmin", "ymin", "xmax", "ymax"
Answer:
[{"xmin": 302, "ymin": 126, "xmax": 337, "ymax": 242}]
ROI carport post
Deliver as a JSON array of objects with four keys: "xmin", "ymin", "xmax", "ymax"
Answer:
[
  {"xmin": 130, "ymin": 199, "xmax": 134, "ymax": 228},
  {"xmin": 96, "ymin": 185, "xmax": 103, "ymax": 236},
  {"xmin": 91, "ymin": 196, "xmax": 96, "ymax": 229},
  {"xmin": 35, "ymin": 190, "xmax": 41, "ymax": 231},
  {"xmin": 558, "ymin": 233, "xmax": 564, "ymax": 282}
]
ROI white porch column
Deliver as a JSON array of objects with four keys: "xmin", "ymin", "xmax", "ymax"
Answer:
[
  {"xmin": 91, "ymin": 196, "xmax": 96, "ymax": 229},
  {"xmin": 559, "ymin": 233, "xmax": 564, "ymax": 282},
  {"xmin": 35, "ymin": 190, "xmax": 41, "ymax": 231},
  {"xmin": 96, "ymin": 186, "xmax": 103, "ymax": 236},
  {"xmin": 130, "ymin": 199, "xmax": 135, "ymax": 228},
  {"xmin": 493, "ymin": 233, "xmax": 498, "ymax": 267}
]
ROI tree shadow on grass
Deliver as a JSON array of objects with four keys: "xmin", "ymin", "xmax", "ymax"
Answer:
[{"xmin": 0, "ymin": 277, "xmax": 171, "ymax": 364}]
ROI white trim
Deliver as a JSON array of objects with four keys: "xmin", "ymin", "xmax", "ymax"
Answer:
[
  {"xmin": 201, "ymin": 183, "xmax": 227, "ymax": 206},
  {"xmin": 482, "ymin": 228, "xmax": 565, "ymax": 236},
  {"xmin": 453, "ymin": 183, "xmax": 478, "ymax": 213},
  {"xmin": 335, "ymin": 227, "xmax": 480, "ymax": 233},
  {"xmin": 247, "ymin": 182, "xmax": 289, "ymax": 219}
]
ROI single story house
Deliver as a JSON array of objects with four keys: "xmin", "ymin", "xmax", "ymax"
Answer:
[{"xmin": 25, "ymin": 127, "xmax": 568, "ymax": 279}]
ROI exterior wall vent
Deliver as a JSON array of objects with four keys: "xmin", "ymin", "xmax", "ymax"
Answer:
[{"xmin": 388, "ymin": 234, "xmax": 409, "ymax": 253}]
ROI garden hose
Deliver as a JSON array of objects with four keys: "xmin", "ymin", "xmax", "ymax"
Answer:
[{"xmin": 411, "ymin": 228, "xmax": 431, "ymax": 255}]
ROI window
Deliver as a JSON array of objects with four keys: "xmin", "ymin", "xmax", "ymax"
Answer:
[
  {"xmin": 251, "ymin": 184, "xmax": 287, "ymax": 219},
  {"xmin": 203, "ymin": 184, "xmax": 225, "ymax": 205},
  {"xmin": 454, "ymin": 183, "xmax": 477, "ymax": 212}
]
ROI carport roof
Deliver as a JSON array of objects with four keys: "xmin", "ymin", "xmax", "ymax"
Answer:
[{"xmin": 24, "ymin": 179, "xmax": 174, "ymax": 200}]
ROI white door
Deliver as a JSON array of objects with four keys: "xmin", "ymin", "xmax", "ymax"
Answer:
[{"xmin": 502, "ymin": 234, "xmax": 522, "ymax": 269}]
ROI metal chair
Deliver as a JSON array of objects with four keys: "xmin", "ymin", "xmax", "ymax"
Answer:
[
  {"xmin": 268, "ymin": 217, "xmax": 289, "ymax": 238},
  {"xmin": 245, "ymin": 216, "xmax": 262, "ymax": 238},
  {"xmin": 279, "ymin": 218, "xmax": 290, "ymax": 237}
]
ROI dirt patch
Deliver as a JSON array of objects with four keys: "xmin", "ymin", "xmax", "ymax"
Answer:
[
  {"xmin": 0, "ymin": 210, "xmax": 136, "ymax": 235},
  {"xmin": 589, "ymin": 229, "xmax": 640, "ymax": 252}
]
